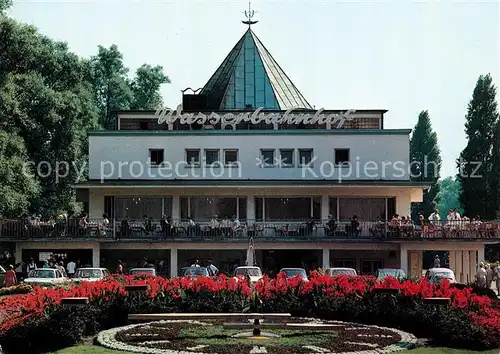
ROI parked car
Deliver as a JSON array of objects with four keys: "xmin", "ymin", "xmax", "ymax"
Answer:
[
  {"xmin": 425, "ymin": 268, "xmax": 456, "ymax": 284},
  {"xmin": 325, "ymin": 267, "xmax": 357, "ymax": 277},
  {"xmin": 375, "ymin": 268, "xmax": 407, "ymax": 281},
  {"xmin": 233, "ymin": 266, "xmax": 263, "ymax": 283},
  {"xmin": 182, "ymin": 266, "xmax": 210, "ymax": 278},
  {"xmin": 23, "ymin": 268, "xmax": 70, "ymax": 286},
  {"xmin": 0, "ymin": 265, "xmax": 5, "ymax": 288},
  {"xmin": 279, "ymin": 267, "xmax": 308, "ymax": 281},
  {"xmin": 72, "ymin": 268, "xmax": 111, "ymax": 283},
  {"xmin": 129, "ymin": 268, "xmax": 156, "ymax": 276}
]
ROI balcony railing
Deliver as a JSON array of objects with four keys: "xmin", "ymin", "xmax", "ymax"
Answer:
[{"xmin": 1, "ymin": 218, "xmax": 499, "ymax": 241}]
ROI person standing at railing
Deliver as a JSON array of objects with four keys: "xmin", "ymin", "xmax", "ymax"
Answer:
[
  {"xmin": 428, "ymin": 209, "xmax": 441, "ymax": 226},
  {"xmin": 326, "ymin": 215, "xmax": 336, "ymax": 236}
]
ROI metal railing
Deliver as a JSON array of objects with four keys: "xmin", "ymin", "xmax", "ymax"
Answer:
[{"xmin": 0, "ymin": 218, "xmax": 498, "ymax": 240}]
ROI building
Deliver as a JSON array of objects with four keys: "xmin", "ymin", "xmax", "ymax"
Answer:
[{"xmin": 3, "ymin": 20, "xmax": 498, "ymax": 282}]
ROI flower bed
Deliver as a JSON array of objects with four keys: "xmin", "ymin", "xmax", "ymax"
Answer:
[
  {"xmin": 96, "ymin": 318, "xmax": 417, "ymax": 354},
  {"xmin": 0, "ymin": 273, "xmax": 498, "ymax": 353}
]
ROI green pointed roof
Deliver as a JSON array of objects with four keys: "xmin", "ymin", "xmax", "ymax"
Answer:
[{"xmin": 200, "ymin": 28, "xmax": 313, "ymax": 110}]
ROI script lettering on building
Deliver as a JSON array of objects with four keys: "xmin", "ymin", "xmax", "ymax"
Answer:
[{"xmin": 155, "ymin": 105, "xmax": 356, "ymax": 129}]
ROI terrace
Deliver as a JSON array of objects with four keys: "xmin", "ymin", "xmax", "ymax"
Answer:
[{"xmin": 1, "ymin": 217, "xmax": 499, "ymax": 242}]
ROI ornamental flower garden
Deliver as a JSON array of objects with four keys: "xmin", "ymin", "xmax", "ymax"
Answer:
[{"xmin": 0, "ymin": 273, "xmax": 499, "ymax": 353}]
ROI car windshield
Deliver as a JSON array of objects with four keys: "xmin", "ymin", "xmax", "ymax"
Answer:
[
  {"xmin": 433, "ymin": 272, "xmax": 453, "ymax": 280},
  {"xmin": 282, "ymin": 269, "xmax": 307, "ymax": 279},
  {"xmin": 235, "ymin": 268, "xmax": 262, "ymax": 277},
  {"xmin": 183, "ymin": 267, "xmax": 209, "ymax": 276},
  {"xmin": 29, "ymin": 269, "xmax": 55, "ymax": 278},
  {"xmin": 74, "ymin": 269, "xmax": 102, "ymax": 278},
  {"xmin": 330, "ymin": 269, "xmax": 356, "ymax": 276},
  {"xmin": 130, "ymin": 269, "xmax": 154, "ymax": 275},
  {"xmin": 378, "ymin": 269, "xmax": 405, "ymax": 279}
]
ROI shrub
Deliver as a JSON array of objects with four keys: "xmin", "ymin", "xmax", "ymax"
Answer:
[
  {"xmin": 0, "ymin": 273, "xmax": 499, "ymax": 353},
  {"xmin": 0, "ymin": 284, "xmax": 33, "ymax": 296}
]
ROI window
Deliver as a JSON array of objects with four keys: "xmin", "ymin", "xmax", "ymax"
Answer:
[
  {"xmin": 204, "ymin": 149, "xmax": 220, "ymax": 165},
  {"xmin": 224, "ymin": 149, "xmax": 239, "ymax": 166},
  {"xmin": 140, "ymin": 121, "xmax": 149, "ymax": 130},
  {"xmin": 334, "ymin": 149, "xmax": 350, "ymax": 165},
  {"xmin": 279, "ymin": 149, "xmax": 294, "ymax": 167},
  {"xmin": 149, "ymin": 149, "xmax": 164, "ymax": 166},
  {"xmin": 260, "ymin": 149, "xmax": 275, "ymax": 167},
  {"xmin": 186, "ymin": 150, "xmax": 200, "ymax": 166},
  {"xmin": 298, "ymin": 149, "xmax": 313, "ymax": 166}
]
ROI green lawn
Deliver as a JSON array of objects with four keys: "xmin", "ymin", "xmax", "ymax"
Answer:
[{"xmin": 51, "ymin": 345, "xmax": 500, "ymax": 354}]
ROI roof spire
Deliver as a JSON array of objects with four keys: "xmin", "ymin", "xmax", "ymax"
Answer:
[{"xmin": 242, "ymin": 0, "xmax": 258, "ymax": 27}]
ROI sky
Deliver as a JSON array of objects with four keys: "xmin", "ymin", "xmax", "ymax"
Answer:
[{"xmin": 7, "ymin": 0, "xmax": 500, "ymax": 177}]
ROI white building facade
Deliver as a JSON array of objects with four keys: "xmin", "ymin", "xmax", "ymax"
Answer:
[{"xmin": 9, "ymin": 26, "xmax": 492, "ymax": 283}]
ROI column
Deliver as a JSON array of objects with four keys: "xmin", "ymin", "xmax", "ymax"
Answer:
[
  {"xmin": 322, "ymin": 248, "xmax": 330, "ymax": 269},
  {"xmin": 170, "ymin": 248, "xmax": 178, "ymax": 277},
  {"xmin": 246, "ymin": 196, "xmax": 255, "ymax": 221},
  {"xmin": 477, "ymin": 246, "xmax": 485, "ymax": 266},
  {"xmin": 321, "ymin": 195, "xmax": 329, "ymax": 221},
  {"xmin": 172, "ymin": 196, "xmax": 180, "ymax": 221},
  {"xmin": 92, "ymin": 244, "xmax": 100, "ymax": 268},
  {"xmin": 462, "ymin": 251, "xmax": 470, "ymax": 283},
  {"xmin": 399, "ymin": 244, "xmax": 408, "ymax": 274}
]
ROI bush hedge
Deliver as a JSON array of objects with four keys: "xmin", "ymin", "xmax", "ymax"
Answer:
[
  {"xmin": 0, "ymin": 284, "xmax": 33, "ymax": 297},
  {"xmin": 0, "ymin": 273, "xmax": 499, "ymax": 353}
]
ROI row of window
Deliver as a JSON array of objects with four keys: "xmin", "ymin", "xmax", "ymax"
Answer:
[{"xmin": 148, "ymin": 148, "xmax": 351, "ymax": 167}]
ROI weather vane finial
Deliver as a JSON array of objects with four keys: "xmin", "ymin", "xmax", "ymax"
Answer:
[{"xmin": 242, "ymin": 0, "xmax": 258, "ymax": 27}]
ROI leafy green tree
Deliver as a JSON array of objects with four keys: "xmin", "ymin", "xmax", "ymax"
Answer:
[
  {"xmin": 0, "ymin": 131, "xmax": 40, "ymax": 216},
  {"xmin": 409, "ymin": 110, "xmax": 442, "ymax": 219},
  {"xmin": 0, "ymin": 17, "xmax": 99, "ymax": 216},
  {"xmin": 0, "ymin": 0, "xmax": 12, "ymax": 15},
  {"xmin": 130, "ymin": 64, "xmax": 170, "ymax": 110},
  {"xmin": 90, "ymin": 45, "xmax": 133, "ymax": 129},
  {"xmin": 436, "ymin": 177, "xmax": 463, "ymax": 218},
  {"xmin": 457, "ymin": 74, "xmax": 499, "ymax": 219},
  {"xmin": 490, "ymin": 120, "xmax": 500, "ymax": 218}
]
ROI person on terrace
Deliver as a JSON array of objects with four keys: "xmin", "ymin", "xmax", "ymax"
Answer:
[
  {"xmin": 4, "ymin": 265, "xmax": 17, "ymax": 287},
  {"xmin": 428, "ymin": 209, "xmax": 441, "ymax": 226},
  {"xmin": 350, "ymin": 215, "xmax": 361, "ymax": 237},
  {"xmin": 434, "ymin": 255, "xmax": 441, "ymax": 268}
]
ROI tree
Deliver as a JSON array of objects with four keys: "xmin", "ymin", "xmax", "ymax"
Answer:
[
  {"xmin": 0, "ymin": 0, "xmax": 12, "ymax": 15},
  {"xmin": 409, "ymin": 110, "xmax": 442, "ymax": 219},
  {"xmin": 0, "ymin": 131, "xmax": 40, "ymax": 216},
  {"xmin": 90, "ymin": 45, "xmax": 133, "ymax": 129},
  {"xmin": 490, "ymin": 120, "xmax": 500, "ymax": 218},
  {"xmin": 457, "ymin": 74, "xmax": 499, "ymax": 219},
  {"xmin": 436, "ymin": 177, "xmax": 463, "ymax": 218},
  {"xmin": 130, "ymin": 64, "xmax": 170, "ymax": 110},
  {"xmin": 0, "ymin": 17, "xmax": 99, "ymax": 216}
]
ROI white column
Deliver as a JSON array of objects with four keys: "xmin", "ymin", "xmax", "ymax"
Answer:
[
  {"xmin": 322, "ymin": 248, "xmax": 330, "ymax": 269},
  {"xmin": 246, "ymin": 196, "xmax": 255, "ymax": 221},
  {"xmin": 170, "ymin": 248, "xmax": 178, "ymax": 277},
  {"xmin": 399, "ymin": 244, "xmax": 408, "ymax": 274},
  {"xmin": 172, "ymin": 196, "xmax": 180, "ymax": 221},
  {"xmin": 321, "ymin": 195, "xmax": 329, "ymax": 221},
  {"xmin": 477, "ymin": 246, "xmax": 485, "ymax": 267},
  {"xmin": 92, "ymin": 244, "xmax": 100, "ymax": 267}
]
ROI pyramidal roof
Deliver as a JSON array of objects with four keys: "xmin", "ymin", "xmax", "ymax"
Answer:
[{"xmin": 200, "ymin": 28, "xmax": 313, "ymax": 110}]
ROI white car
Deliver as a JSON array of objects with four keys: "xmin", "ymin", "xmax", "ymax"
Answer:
[
  {"xmin": 72, "ymin": 268, "xmax": 111, "ymax": 283},
  {"xmin": 23, "ymin": 268, "xmax": 70, "ymax": 286},
  {"xmin": 279, "ymin": 268, "xmax": 308, "ymax": 281},
  {"xmin": 425, "ymin": 268, "xmax": 456, "ymax": 284},
  {"xmin": 325, "ymin": 267, "xmax": 357, "ymax": 277},
  {"xmin": 233, "ymin": 266, "xmax": 263, "ymax": 283}
]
